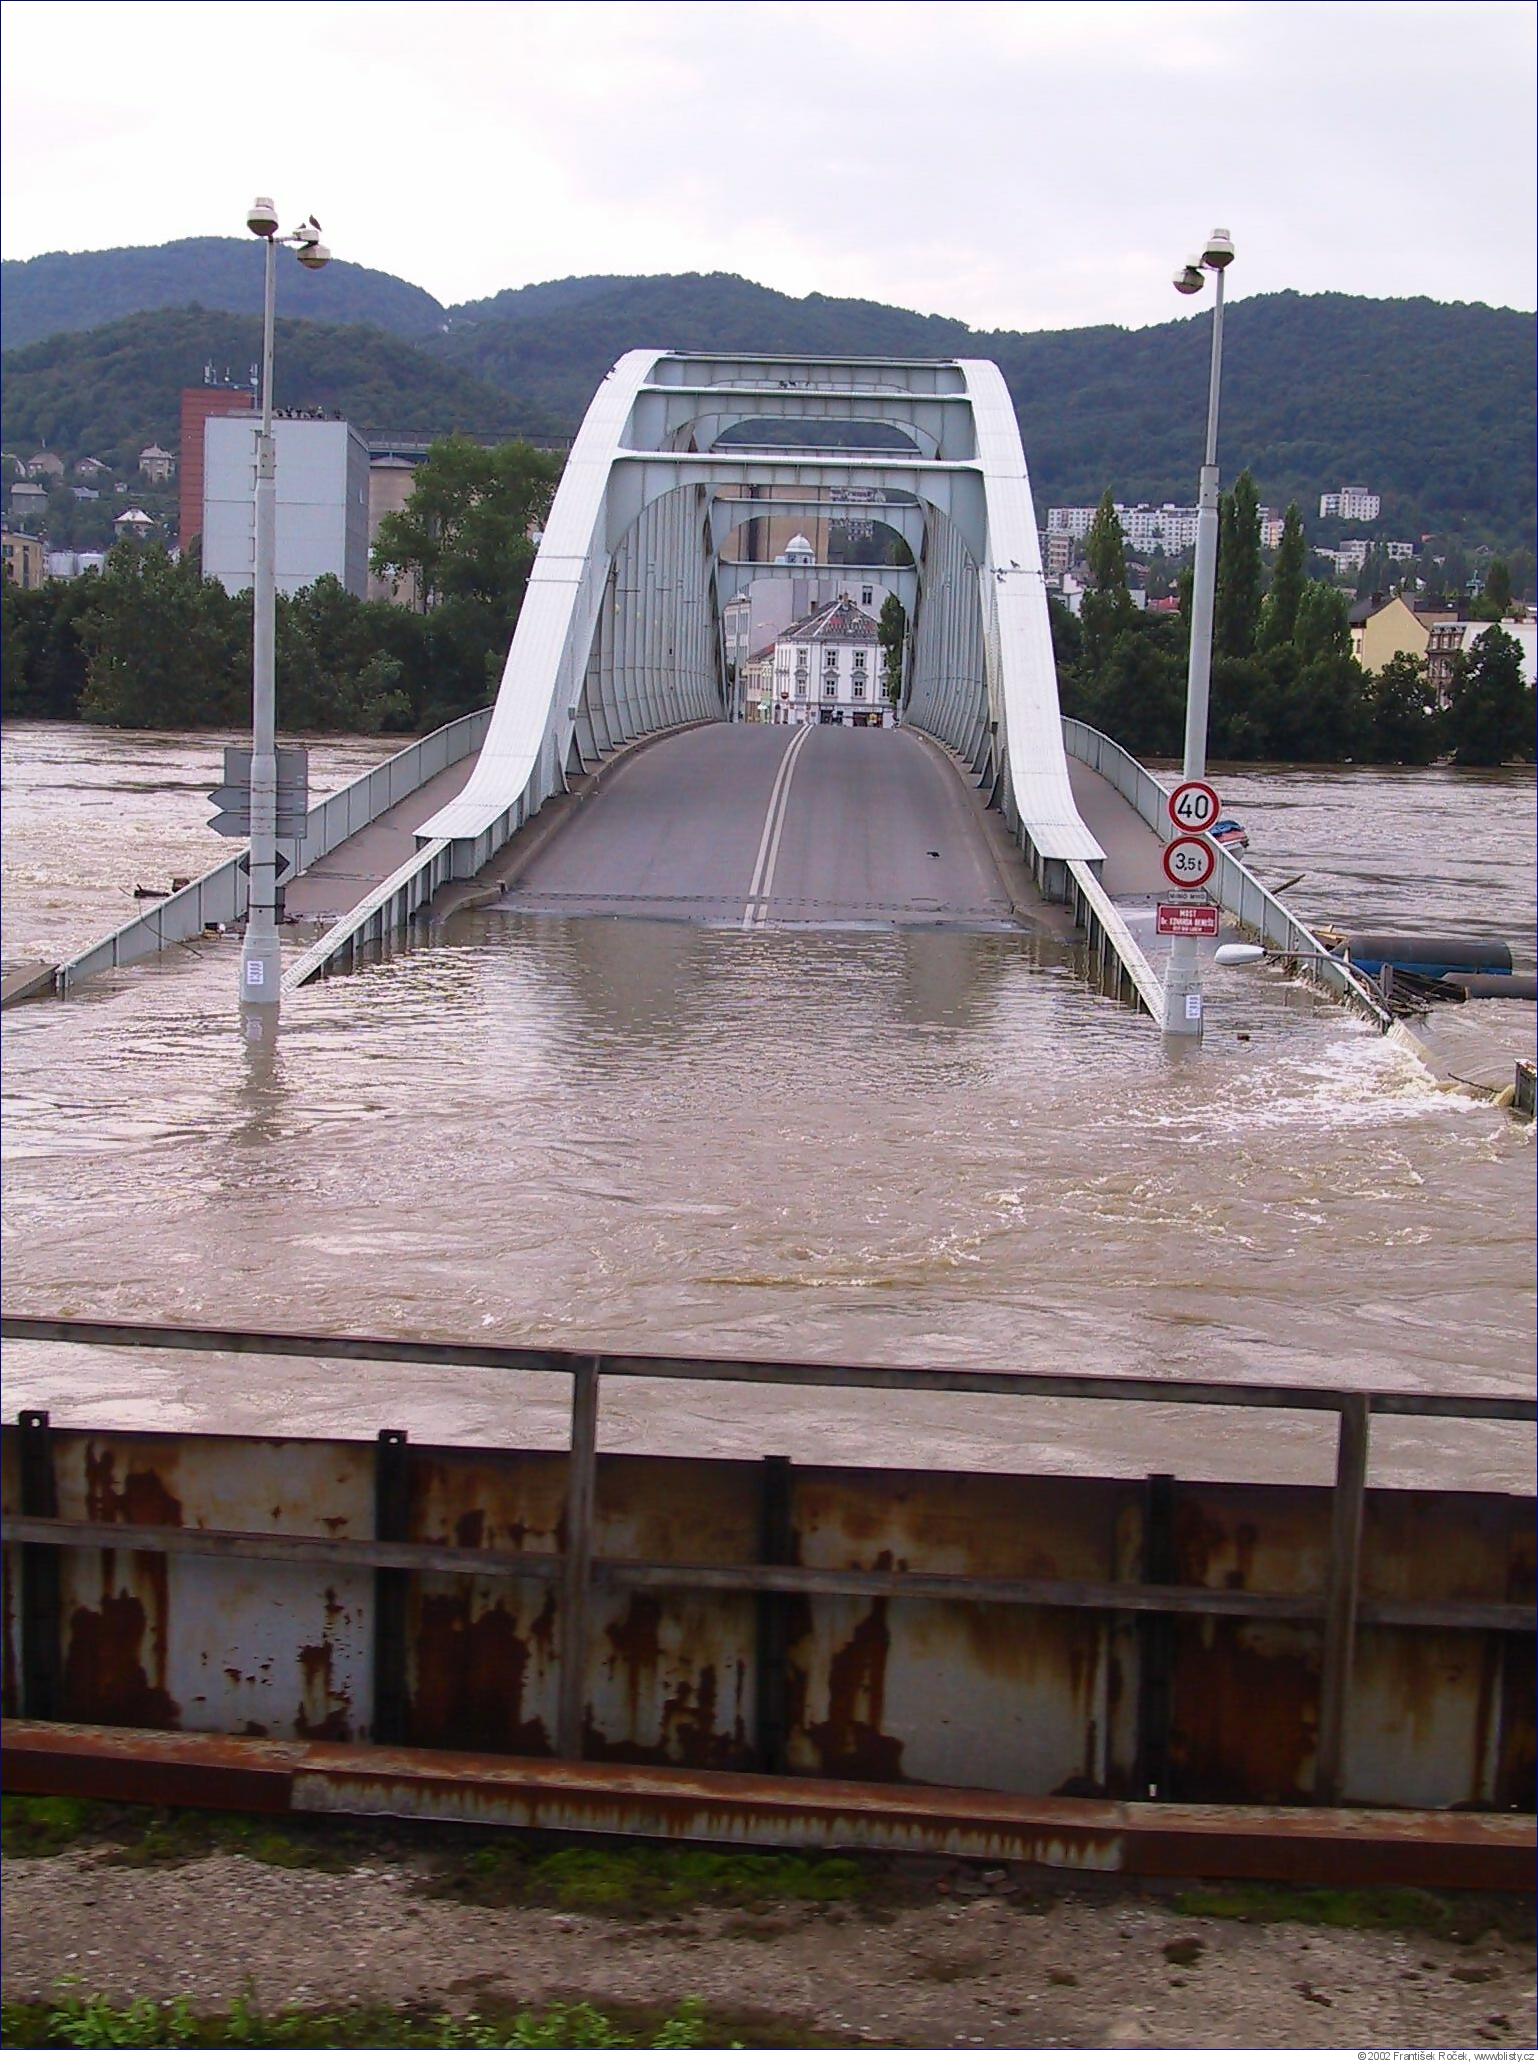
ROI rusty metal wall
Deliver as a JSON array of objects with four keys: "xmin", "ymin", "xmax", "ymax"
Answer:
[{"xmin": 4, "ymin": 1424, "xmax": 1532, "ymax": 1813}]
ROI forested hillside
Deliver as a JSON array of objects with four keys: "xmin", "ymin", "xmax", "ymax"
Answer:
[
  {"xmin": 3, "ymin": 246, "xmax": 1532, "ymax": 547},
  {"xmin": 1, "ymin": 239, "xmax": 446, "ymax": 350},
  {"xmin": 1, "ymin": 309, "xmax": 552, "ymax": 463}
]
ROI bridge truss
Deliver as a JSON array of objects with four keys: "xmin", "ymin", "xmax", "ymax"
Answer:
[{"xmin": 288, "ymin": 352, "xmax": 1108, "ymax": 988}]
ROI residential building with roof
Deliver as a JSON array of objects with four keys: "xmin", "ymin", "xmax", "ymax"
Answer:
[
  {"xmin": 1424, "ymin": 619, "xmax": 1536, "ymax": 698},
  {"xmin": 1320, "ymin": 486, "xmax": 1380, "ymax": 521},
  {"xmin": 2, "ymin": 529, "xmax": 48, "ymax": 587},
  {"xmin": 138, "ymin": 443, "xmax": 176, "ymax": 483},
  {"xmin": 769, "ymin": 596, "xmax": 891, "ymax": 727}
]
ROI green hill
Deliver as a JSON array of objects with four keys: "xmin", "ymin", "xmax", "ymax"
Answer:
[
  {"xmin": 0, "ymin": 308, "xmax": 551, "ymax": 465},
  {"xmin": 2, "ymin": 246, "xmax": 1531, "ymax": 548},
  {"xmin": 1, "ymin": 238, "xmax": 445, "ymax": 350}
]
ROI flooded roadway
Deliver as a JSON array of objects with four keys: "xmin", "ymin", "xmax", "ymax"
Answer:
[{"xmin": 1, "ymin": 722, "xmax": 1532, "ymax": 1492}]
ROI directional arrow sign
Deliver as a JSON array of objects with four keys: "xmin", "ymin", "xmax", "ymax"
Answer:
[{"xmin": 238, "ymin": 847, "xmax": 299, "ymax": 889}]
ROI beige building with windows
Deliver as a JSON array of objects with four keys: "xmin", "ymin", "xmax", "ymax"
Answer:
[
  {"xmin": 1348, "ymin": 594, "xmax": 1435, "ymax": 673},
  {"xmin": 2, "ymin": 529, "xmax": 48, "ymax": 587},
  {"xmin": 769, "ymin": 597, "xmax": 890, "ymax": 727}
]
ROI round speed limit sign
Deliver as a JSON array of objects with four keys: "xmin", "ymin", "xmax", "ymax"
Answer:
[
  {"xmin": 1168, "ymin": 779, "xmax": 1221, "ymax": 833},
  {"xmin": 1162, "ymin": 833, "xmax": 1216, "ymax": 888}
]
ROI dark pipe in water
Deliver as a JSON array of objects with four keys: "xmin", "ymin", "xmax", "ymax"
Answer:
[
  {"xmin": 1452, "ymin": 973, "xmax": 1537, "ymax": 1002},
  {"xmin": 1344, "ymin": 934, "xmax": 1514, "ymax": 980}
]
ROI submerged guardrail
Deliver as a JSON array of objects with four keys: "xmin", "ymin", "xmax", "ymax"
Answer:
[
  {"xmin": 49, "ymin": 710, "xmax": 491, "ymax": 991},
  {"xmin": 1062, "ymin": 718, "xmax": 1394, "ymax": 1031},
  {"xmin": 3, "ymin": 1313, "xmax": 1531, "ymax": 1882}
]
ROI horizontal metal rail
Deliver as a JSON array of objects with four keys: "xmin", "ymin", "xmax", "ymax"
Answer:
[
  {"xmin": 1061, "ymin": 717, "xmax": 1393, "ymax": 1030},
  {"xmin": 52, "ymin": 709, "xmax": 491, "ymax": 991},
  {"xmin": 3, "ymin": 1313, "xmax": 1529, "ymax": 1421},
  {"xmin": 4, "ymin": 1515, "xmax": 1527, "ymax": 1633},
  {"xmin": 1066, "ymin": 855, "xmax": 1164, "ymax": 1019}
]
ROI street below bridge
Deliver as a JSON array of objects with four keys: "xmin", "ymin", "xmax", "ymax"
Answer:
[{"xmin": 494, "ymin": 723, "xmax": 1030, "ymax": 932}]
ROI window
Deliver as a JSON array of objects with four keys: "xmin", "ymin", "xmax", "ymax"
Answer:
[
  {"xmin": 795, "ymin": 683, "xmax": 806, "ymax": 699},
  {"xmin": 796, "ymin": 648, "xmax": 808, "ymax": 667},
  {"xmin": 853, "ymin": 651, "xmax": 866, "ymax": 670},
  {"xmin": 853, "ymin": 683, "xmax": 866, "ymax": 698},
  {"xmin": 861, "ymin": 588, "xmax": 873, "ymax": 605}
]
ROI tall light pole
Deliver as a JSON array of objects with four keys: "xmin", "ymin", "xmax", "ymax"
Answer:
[
  {"xmin": 1162, "ymin": 227, "xmax": 1234, "ymax": 1039},
  {"xmin": 239, "ymin": 197, "xmax": 330, "ymax": 1011}
]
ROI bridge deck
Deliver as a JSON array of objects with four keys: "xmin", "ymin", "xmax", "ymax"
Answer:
[
  {"xmin": 282, "ymin": 760, "xmax": 472, "ymax": 922},
  {"xmin": 491, "ymin": 723, "xmax": 1022, "ymax": 930},
  {"xmin": 1066, "ymin": 759, "xmax": 1170, "ymax": 897}
]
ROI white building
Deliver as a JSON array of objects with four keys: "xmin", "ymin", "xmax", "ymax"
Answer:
[
  {"xmin": 1320, "ymin": 485, "xmax": 1380, "ymax": 521},
  {"xmin": 1384, "ymin": 540, "xmax": 1416, "ymax": 562},
  {"xmin": 770, "ymin": 596, "xmax": 891, "ymax": 727},
  {"xmin": 202, "ymin": 414, "xmax": 371, "ymax": 598},
  {"xmin": 1046, "ymin": 502, "xmax": 1205, "ymax": 554},
  {"xmin": 723, "ymin": 535, "xmax": 893, "ymax": 677}
]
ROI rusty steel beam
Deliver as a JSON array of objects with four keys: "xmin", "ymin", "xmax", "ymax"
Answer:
[
  {"xmin": 4, "ymin": 1516, "xmax": 1530, "ymax": 1632},
  {"xmin": 1316, "ymin": 1397, "xmax": 1370, "ymax": 1807},
  {"xmin": 5, "ymin": 1721, "xmax": 1533, "ymax": 1892},
  {"xmin": 557, "ymin": 1356, "xmax": 601, "ymax": 1759},
  {"xmin": 5, "ymin": 1311, "xmax": 1532, "ymax": 1422}
]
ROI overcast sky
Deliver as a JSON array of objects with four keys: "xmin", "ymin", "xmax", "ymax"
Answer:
[{"xmin": 2, "ymin": 0, "xmax": 1533, "ymax": 331}]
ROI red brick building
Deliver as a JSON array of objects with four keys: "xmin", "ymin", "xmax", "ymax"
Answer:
[{"xmin": 179, "ymin": 380, "xmax": 256, "ymax": 556}]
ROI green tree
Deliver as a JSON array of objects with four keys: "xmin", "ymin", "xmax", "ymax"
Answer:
[
  {"xmin": 1080, "ymin": 490, "xmax": 1133, "ymax": 673},
  {"xmin": 877, "ymin": 593, "xmax": 907, "ymax": 707},
  {"xmin": 1442, "ymin": 626, "xmax": 1535, "ymax": 766},
  {"xmin": 1215, "ymin": 468, "xmax": 1262, "ymax": 658},
  {"xmin": 1292, "ymin": 581, "xmax": 1352, "ymax": 664},
  {"xmin": 0, "ymin": 577, "xmax": 92, "ymax": 718},
  {"xmin": 1257, "ymin": 503, "xmax": 1307, "ymax": 650},
  {"xmin": 370, "ymin": 436, "xmax": 561, "ymax": 612},
  {"xmin": 1364, "ymin": 652, "xmax": 1440, "ymax": 765},
  {"xmin": 1467, "ymin": 558, "xmax": 1513, "ymax": 622},
  {"xmin": 76, "ymin": 541, "xmax": 245, "ymax": 727},
  {"xmin": 1081, "ymin": 619, "xmax": 1186, "ymax": 755}
]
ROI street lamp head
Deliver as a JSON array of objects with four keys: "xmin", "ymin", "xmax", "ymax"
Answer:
[
  {"xmin": 1173, "ymin": 261, "xmax": 1206, "ymax": 296},
  {"xmin": 1202, "ymin": 228, "xmax": 1235, "ymax": 270},
  {"xmin": 246, "ymin": 196, "xmax": 279, "ymax": 239},
  {"xmin": 294, "ymin": 240, "xmax": 331, "ymax": 271}
]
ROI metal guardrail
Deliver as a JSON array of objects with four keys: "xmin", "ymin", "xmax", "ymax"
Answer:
[
  {"xmin": 1062, "ymin": 719, "xmax": 1394, "ymax": 1031},
  {"xmin": 1065, "ymin": 857, "xmax": 1165, "ymax": 1019},
  {"xmin": 4, "ymin": 1312, "xmax": 1532, "ymax": 1810},
  {"xmin": 52, "ymin": 710, "xmax": 491, "ymax": 991},
  {"xmin": 282, "ymin": 839, "xmax": 454, "ymax": 992}
]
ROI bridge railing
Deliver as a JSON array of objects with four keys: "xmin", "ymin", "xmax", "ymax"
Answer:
[
  {"xmin": 53, "ymin": 710, "xmax": 490, "ymax": 991},
  {"xmin": 1061, "ymin": 719, "xmax": 1392, "ymax": 1030}
]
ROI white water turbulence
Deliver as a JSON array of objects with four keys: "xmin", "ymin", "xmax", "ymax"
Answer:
[{"xmin": 2, "ymin": 727, "xmax": 1533, "ymax": 1493}]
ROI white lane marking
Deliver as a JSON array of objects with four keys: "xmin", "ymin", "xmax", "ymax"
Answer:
[{"xmin": 741, "ymin": 723, "xmax": 815, "ymax": 929}]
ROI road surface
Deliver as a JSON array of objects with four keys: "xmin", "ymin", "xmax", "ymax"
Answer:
[{"xmin": 494, "ymin": 723, "xmax": 1022, "ymax": 929}]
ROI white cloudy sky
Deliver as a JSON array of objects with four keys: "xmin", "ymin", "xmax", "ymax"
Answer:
[{"xmin": 2, "ymin": 0, "xmax": 1533, "ymax": 330}]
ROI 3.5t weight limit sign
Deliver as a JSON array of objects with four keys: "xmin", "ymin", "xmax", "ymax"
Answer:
[
  {"xmin": 1168, "ymin": 779, "xmax": 1221, "ymax": 833},
  {"xmin": 1162, "ymin": 833, "xmax": 1216, "ymax": 889}
]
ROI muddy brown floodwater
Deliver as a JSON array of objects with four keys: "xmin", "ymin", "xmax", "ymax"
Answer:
[{"xmin": 1, "ymin": 724, "xmax": 1533, "ymax": 1493}]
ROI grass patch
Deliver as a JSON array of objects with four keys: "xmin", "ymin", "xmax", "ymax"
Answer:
[
  {"xmin": 3, "ymin": 1797, "xmax": 358, "ymax": 1873},
  {"xmin": 1170, "ymin": 1883, "xmax": 1534, "ymax": 1943},
  {"xmin": 432, "ymin": 1835, "xmax": 870, "ymax": 1917},
  {"xmin": 0, "ymin": 1988, "xmax": 738, "ymax": 2050}
]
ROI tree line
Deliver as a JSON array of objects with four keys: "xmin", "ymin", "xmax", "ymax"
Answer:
[
  {"xmin": 1054, "ymin": 478, "xmax": 1534, "ymax": 767},
  {"xmin": 1, "ymin": 439, "xmax": 560, "ymax": 736}
]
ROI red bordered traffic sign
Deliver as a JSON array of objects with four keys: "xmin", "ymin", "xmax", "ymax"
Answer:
[
  {"xmin": 1168, "ymin": 779, "xmax": 1221, "ymax": 833},
  {"xmin": 1162, "ymin": 833, "xmax": 1216, "ymax": 888}
]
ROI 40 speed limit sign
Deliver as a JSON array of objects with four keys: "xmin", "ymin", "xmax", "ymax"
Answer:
[
  {"xmin": 1162, "ymin": 833, "xmax": 1217, "ymax": 889},
  {"xmin": 1168, "ymin": 778, "xmax": 1221, "ymax": 833}
]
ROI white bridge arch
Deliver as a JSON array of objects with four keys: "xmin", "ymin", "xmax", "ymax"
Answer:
[{"xmin": 289, "ymin": 350, "xmax": 1108, "ymax": 988}]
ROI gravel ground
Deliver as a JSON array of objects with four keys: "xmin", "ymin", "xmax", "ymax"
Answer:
[{"xmin": 3, "ymin": 1840, "xmax": 1535, "ymax": 2051}]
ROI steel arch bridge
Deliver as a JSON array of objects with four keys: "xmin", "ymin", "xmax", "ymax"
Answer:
[{"xmin": 289, "ymin": 350, "xmax": 1110, "ymax": 987}]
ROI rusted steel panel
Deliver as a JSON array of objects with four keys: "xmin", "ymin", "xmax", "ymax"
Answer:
[
  {"xmin": 3, "ymin": 1428, "xmax": 1532, "ymax": 1818},
  {"xmin": 45, "ymin": 1432, "xmax": 375, "ymax": 1742},
  {"xmin": 782, "ymin": 1469, "xmax": 1140, "ymax": 1796},
  {"xmin": 5, "ymin": 1722, "xmax": 1533, "ymax": 1894},
  {"xmin": 583, "ymin": 1456, "xmax": 762, "ymax": 1769}
]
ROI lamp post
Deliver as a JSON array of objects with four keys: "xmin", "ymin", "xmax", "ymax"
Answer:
[
  {"xmin": 1162, "ymin": 226, "xmax": 1234, "ymax": 1038},
  {"xmin": 238, "ymin": 196, "xmax": 330, "ymax": 1013}
]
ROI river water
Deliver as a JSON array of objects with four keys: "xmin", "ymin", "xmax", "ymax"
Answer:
[{"xmin": 2, "ymin": 723, "xmax": 1533, "ymax": 1491}]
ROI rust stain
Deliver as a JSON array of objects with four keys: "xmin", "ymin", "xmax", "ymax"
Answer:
[
  {"xmin": 454, "ymin": 1510, "xmax": 487, "ymax": 1550},
  {"xmin": 407, "ymin": 1586, "xmax": 552, "ymax": 1757},
  {"xmin": 83, "ymin": 1447, "xmax": 185, "ymax": 1528},
  {"xmin": 2, "ymin": 1549, "xmax": 18, "ymax": 1717},
  {"xmin": 804, "ymin": 1603, "xmax": 905, "ymax": 1782},
  {"xmin": 62, "ymin": 1590, "xmax": 180, "ymax": 1730},
  {"xmin": 1167, "ymin": 1619, "xmax": 1319, "ymax": 1806},
  {"xmin": 295, "ymin": 1639, "xmax": 350, "ymax": 1742}
]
